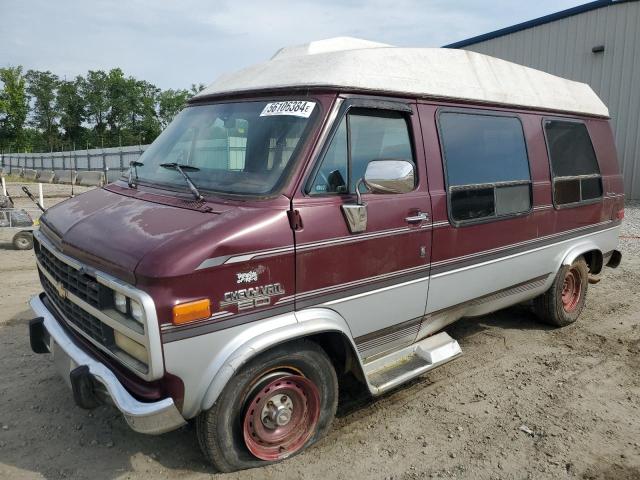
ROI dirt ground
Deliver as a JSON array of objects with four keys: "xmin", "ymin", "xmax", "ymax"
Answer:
[{"xmin": 0, "ymin": 191, "xmax": 638, "ymax": 480}]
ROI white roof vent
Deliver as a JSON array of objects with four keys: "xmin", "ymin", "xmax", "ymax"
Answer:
[{"xmin": 271, "ymin": 37, "xmax": 392, "ymax": 60}]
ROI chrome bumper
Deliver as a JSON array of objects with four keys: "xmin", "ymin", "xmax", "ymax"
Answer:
[{"xmin": 29, "ymin": 295, "xmax": 186, "ymax": 435}]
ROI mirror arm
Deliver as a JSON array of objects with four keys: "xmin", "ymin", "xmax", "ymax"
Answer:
[{"xmin": 355, "ymin": 178, "xmax": 364, "ymax": 205}]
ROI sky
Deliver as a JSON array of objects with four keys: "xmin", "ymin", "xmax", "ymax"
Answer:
[{"xmin": 0, "ymin": 0, "xmax": 589, "ymax": 91}]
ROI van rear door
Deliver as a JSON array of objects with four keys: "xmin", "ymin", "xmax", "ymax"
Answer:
[{"xmin": 292, "ymin": 99, "xmax": 432, "ymax": 362}]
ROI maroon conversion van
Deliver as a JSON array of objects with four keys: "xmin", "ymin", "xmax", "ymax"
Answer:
[{"xmin": 28, "ymin": 38, "xmax": 623, "ymax": 471}]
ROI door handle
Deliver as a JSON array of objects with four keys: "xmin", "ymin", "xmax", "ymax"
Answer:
[{"xmin": 405, "ymin": 211, "xmax": 429, "ymax": 223}]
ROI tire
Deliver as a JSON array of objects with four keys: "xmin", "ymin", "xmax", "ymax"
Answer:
[
  {"xmin": 534, "ymin": 257, "xmax": 589, "ymax": 327},
  {"xmin": 196, "ymin": 340, "xmax": 338, "ymax": 472},
  {"xmin": 13, "ymin": 232, "xmax": 34, "ymax": 250}
]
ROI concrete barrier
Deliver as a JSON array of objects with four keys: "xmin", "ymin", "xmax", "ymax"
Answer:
[
  {"xmin": 106, "ymin": 170, "xmax": 124, "ymax": 183},
  {"xmin": 77, "ymin": 171, "xmax": 104, "ymax": 187},
  {"xmin": 54, "ymin": 170, "xmax": 77, "ymax": 185},
  {"xmin": 23, "ymin": 169, "xmax": 38, "ymax": 180},
  {"xmin": 37, "ymin": 170, "xmax": 56, "ymax": 183}
]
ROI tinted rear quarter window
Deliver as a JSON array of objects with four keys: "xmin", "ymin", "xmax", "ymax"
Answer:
[{"xmin": 544, "ymin": 120, "xmax": 602, "ymax": 206}]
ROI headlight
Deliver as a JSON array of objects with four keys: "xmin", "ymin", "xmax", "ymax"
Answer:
[
  {"xmin": 114, "ymin": 291, "xmax": 127, "ymax": 314},
  {"xmin": 114, "ymin": 331, "xmax": 148, "ymax": 364},
  {"xmin": 130, "ymin": 299, "xmax": 144, "ymax": 323}
]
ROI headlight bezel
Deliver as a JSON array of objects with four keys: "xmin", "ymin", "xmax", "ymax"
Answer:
[
  {"xmin": 114, "ymin": 291, "xmax": 128, "ymax": 315},
  {"xmin": 130, "ymin": 299, "xmax": 145, "ymax": 324}
]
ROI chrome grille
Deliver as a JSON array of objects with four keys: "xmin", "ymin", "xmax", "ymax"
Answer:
[
  {"xmin": 34, "ymin": 237, "xmax": 114, "ymax": 347},
  {"xmin": 35, "ymin": 238, "xmax": 101, "ymax": 308},
  {"xmin": 39, "ymin": 270, "xmax": 115, "ymax": 346},
  {"xmin": 33, "ymin": 230, "xmax": 161, "ymax": 380}
]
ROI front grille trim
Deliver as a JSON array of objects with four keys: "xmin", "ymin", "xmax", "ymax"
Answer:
[
  {"xmin": 37, "ymin": 243, "xmax": 101, "ymax": 308},
  {"xmin": 33, "ymin": 229, "xmax": 164, "ymax": 381}
]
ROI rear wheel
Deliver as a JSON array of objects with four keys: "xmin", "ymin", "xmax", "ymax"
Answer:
[
  {"xmin": 13, "ymin": 232, "xmax": 33, "ymax": 250},
  {"xmin": 534, "ymin": 257, "xmax": 588, "ymax": 327},
  {"xmin": 196, "ymin": 340, "xmax": 338, "ymax": 472}
]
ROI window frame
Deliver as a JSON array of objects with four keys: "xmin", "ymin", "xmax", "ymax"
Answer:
[
  {"xmin": 304, "ymin": 98, "xmax": 417, "ymax": 197},
  {"xmin": 541, "ymin": 117, "xmax": 603, "ymax": 210},
  {"xmin": 436, "ymin": 107, "xmax": 534, "ymax": 227}
]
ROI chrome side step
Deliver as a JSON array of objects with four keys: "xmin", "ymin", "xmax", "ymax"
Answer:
[{"xmin": 364, "ymin": 332, "xmax": 462, "ymax": 394}]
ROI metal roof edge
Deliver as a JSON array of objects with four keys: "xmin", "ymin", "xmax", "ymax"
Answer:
[{"xmin": 443, "ymin": 0, "xmax": 627, "ymax": 49}]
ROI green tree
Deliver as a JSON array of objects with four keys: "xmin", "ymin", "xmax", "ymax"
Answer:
[
  {"xmin": 82, "ymin": 70, "xmax": 109, "ymax": 140},
  {"xmin": 190, "ymin": 83, "xmax": 206, "ymax": 96},
  {"xmin": 57, "ymin": 76, "xmax": 86, "ymax": 146},
  {"xmin": 127, "ymin": 79, "xmax": 160, "ymax": 144},
  {"xmin": 106, "ymin": 68, "xmax": 130, "ymax": 139},
  {"xmin": 158, "ymin": 88, "xmax": 190, "ymax": 128},
  {"xmin": 25, "ymin": 70, "xmax": 60, "ymax": 151},
  {"xmin": 0, "ymin": 66, "xmax": 29, "ymax": 150}
]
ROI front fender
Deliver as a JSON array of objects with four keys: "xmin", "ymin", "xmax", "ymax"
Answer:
[
  {"xmin": 163, "ymin": 307, "xmax": 360, "ymax": 419},
  {"xmin": 199, "ymin": 308, "xmax": 359, "ymax": 413}
]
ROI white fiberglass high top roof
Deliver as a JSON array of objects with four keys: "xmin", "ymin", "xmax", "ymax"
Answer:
[{"xmin": 195, "ymin": 37, "xmax": 609, "ymax": 117}]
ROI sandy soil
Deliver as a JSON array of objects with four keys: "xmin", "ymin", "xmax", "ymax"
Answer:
[{"xmin": 0, "ymin": 198, "xmax": 638, "ymax": 480}]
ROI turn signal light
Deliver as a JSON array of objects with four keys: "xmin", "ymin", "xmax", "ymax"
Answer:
[{"xmin": 172, "ymin": 299, "xmax": 211, "ymax": 325}]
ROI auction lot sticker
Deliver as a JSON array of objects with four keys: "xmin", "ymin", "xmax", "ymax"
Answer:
[{"xmin": 260, "ymin": 101, "xmax": 316, "ymax": 118}]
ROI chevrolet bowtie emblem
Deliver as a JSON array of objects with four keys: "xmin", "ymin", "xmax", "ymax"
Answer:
[{"xmin": 55, "ymin": 281, "xmax": 67, "ymax": 300}]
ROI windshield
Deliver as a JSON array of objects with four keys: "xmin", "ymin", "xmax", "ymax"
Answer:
[{"xmin": 134, "ymin": 100, "xmax": 320, "ymax": 196}]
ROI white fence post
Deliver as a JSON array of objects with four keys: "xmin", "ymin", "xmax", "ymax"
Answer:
[{"xmin": 39, "ymin": 183, "xmax": 44, "ymax": 209}]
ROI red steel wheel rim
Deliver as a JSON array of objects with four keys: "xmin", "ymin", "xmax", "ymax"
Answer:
[
  {"xmin": 243, "ymin": 374, "xmax": 320, "ymax": 461},
  {"xmin": 561, "ymin": 266, "xmax": 582, "ymax": 312}
]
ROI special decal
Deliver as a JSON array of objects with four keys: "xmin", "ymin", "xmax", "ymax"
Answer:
[
  {"xmin": 260, "ymin": 101, "xmax": 316, "ymax": 118},
  {"xmin": 235, "ymin": 265, "xmax": 265, "ymax": 284},
  {"xmin": 221, "ymin": 283, "xmax": 285, "ymax": 311},
  {"xmin": 236, "ymin": 270, "xmax": 259, "ymax": 284}
]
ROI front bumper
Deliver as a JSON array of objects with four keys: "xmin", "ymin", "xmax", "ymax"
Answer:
[{"xmin": 29, "ymin": 294, "xmax": 186, "ymax": 434}]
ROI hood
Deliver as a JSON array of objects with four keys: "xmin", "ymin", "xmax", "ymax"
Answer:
[{"xmin": 40, "ymin": 187, "xmax": 292, "ymax": 284}]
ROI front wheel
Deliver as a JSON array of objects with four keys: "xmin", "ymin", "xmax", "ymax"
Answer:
[
  {"xmin": 534, "ymin": 257, "xmax": 589, "ymax": 327},
  {"xmin": 13, "ymin": 232, "xmax": 34, "ymax": 250},
  {"xmin": 196, "ymin": 340, "xmax": 338, "ymax": 472}
]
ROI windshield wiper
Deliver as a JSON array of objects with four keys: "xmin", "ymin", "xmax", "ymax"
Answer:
[
  {"xmin": 159, "ymin": 163, "xmax": 204, "ymax": 201},
  {"xmin": 128, "ymin": 160, "xmax": 143, "ymax": 188}
]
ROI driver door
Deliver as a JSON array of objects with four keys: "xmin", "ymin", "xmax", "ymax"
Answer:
[{"xmin": 292, "ymin": 99, "xmax": 432, "ymax": 361}]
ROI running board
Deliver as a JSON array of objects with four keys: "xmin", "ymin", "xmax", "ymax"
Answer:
[{"xmin": 364, "ymin": 332, "xmax": 462, "ymax": 394}]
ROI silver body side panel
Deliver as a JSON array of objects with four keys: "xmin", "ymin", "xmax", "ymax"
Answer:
[
  {"xmin": 418, "ymin": 224, "xmax": 620, "ymax": 338},
  {"xmin": 323, "ymin": 276, "xmax": 430, "ymax": 359},
  {"xmin": 163, "ymin": 223, "xmax": 620, "ymax": 418}
]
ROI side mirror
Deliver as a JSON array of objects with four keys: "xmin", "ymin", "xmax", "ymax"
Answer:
[
  {"xmin": 363, "ymin": 159, "xmax": 415, "ymax": 195},
  {"xmin": 341, "ymin": 159, "xmax": 415, "ymax": 235}
]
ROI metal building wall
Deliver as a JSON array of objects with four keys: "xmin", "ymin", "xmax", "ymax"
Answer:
[{"xmin": 460, "ymin": 1, "xmax": 640, "ymax": 199}]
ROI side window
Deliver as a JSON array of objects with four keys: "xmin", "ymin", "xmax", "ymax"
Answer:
[
  {"xmin": 349, "ymin": 113, "xmax": 414, "ymax": 192},
  {"xmin": 309, "ymin": 117, "xmax": 348, "ymax": 194},
  {"xmin": 439, "ymin": 111, "xmax": 531, "ymax": 223},
  {"xmin": 543, "ymin": 120, "xmax": 602, "ymax": 206},
  {"xmin": 309, "ymin": 109, "xmax": 415, "ymax": 195}
]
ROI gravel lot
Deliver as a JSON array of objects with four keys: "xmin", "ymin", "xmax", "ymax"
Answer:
[{"xmin": 0, "ymin": 193, "xmax": 638, "ymax": 480}]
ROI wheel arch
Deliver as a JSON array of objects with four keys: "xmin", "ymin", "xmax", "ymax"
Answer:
[
  {"xmin": 199, "ymin": 307, "xmax": 366, "ymax": 414},
  {"xmin": 560, "ymin": 241, "xmax": 602, "ymax": 274}
]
